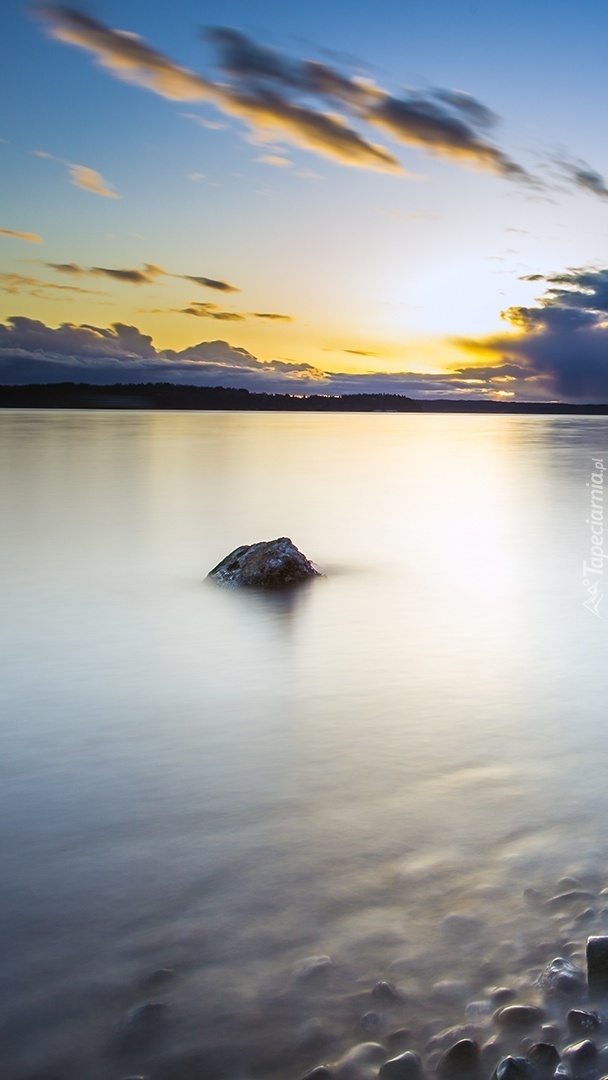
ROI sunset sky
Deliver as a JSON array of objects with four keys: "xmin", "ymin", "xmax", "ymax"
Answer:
[{"xmin": 3, "ymin": 0, "xmax": 608, "ymax": 399}]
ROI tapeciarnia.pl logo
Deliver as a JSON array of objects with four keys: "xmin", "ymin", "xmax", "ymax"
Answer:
[{"xmin": 582, "ymin": 457, "xmax": 605, "ymax": 619}]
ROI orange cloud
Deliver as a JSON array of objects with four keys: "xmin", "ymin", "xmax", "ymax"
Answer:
[
  {"xmin": 68, "ymin": 164, "xmax": 120, "ymax": 198},
  {"xmin": 0, "ymin": 229, "xmax": 43, "ymax": 244}
]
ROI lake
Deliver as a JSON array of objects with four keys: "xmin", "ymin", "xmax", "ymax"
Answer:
[{"xmin": 0, "ymin": 409, "xmax": 607, "ymax": 1080}]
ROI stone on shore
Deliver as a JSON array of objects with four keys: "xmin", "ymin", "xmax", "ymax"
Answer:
[
  {"xmin": 493, "ymin": 1056, "xmax": 539, "ymax": 1080},
  {"xmin": 437, "ymin": 1039, "xmax": 480, "ymax": 1078},
  {"xmin": 567, "ymin": 1010, "xmax": 601, "ymax": 1035},
  {"xmin": 536, "ymin": 957, "xmax": 586, "ymax": 999},
  {"xmin": 207, "ymin": 537, "xmax": 321, "ymax": 589},
  {"xmin": 526, "ymin": 1043, "xmax": 560, "ymax": 1077},
  {"xmin": 495, "ymin": 1006, "xmax": 544, "ymax": 1029},
  {"xmin": 379, "ymin": 1050, "xmax": 424, "ymax": 1080}
]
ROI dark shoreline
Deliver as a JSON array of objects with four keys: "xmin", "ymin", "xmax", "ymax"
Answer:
[{"xmin": 1, "ymin": 382, "xmax": 608, "ymax": 413}]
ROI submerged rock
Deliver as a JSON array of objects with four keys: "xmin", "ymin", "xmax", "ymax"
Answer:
[
  {"xmin": 110, "ymin": 1002, "xmax": 167, "ymax": 1054},
  {"xmin": 207, "ymin": 537, "xmax": 321, "ymax": 589},
  {"xmin": 379, "ymin": 1050, "xmax": 424, "ymax": 1080}
]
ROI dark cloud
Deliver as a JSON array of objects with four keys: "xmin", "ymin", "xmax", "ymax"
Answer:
[
  {"xmin": 555, "ymin": 158, "xmax": 608, "ymax": 199},
  {"xmin": 460, "ymin": 267, "xmax": 608, "ymax": 400},
  {"xmin": 180, "ymin": 275, "xmax": 240, "ymax": 292},
  {"xmin": 251, "ymin": 312, "xmax": 293, "ymax": 321},
  {"xmin": 91, "ymin": 266, "xmax": 152, "ymax": 284},
  {"xmin": 43, "ymin": 261, "xmax": 240, "ymax": 292},
  {"xmin": 0, "ymin": 314, "xmax": 500, "ymax": 397},
  {"xmin": 0, "ymin": 271, "xmax": 103, "ymax": 298},
  {"xmin": 46, "ymin": 262, "xmax": 84, "ymax": 274},
  {"xmin": 178, "ymin": 302, "xmax": 245, "ymax": 320},
  {"xmin": 429, "ymin": 88, "xmax": 498, "ymax": 129},
  {"xmin": 206, "ymin": 27, "xmax": 374, "ymax": 109},
  {"xmin": 369, "ymin": 92, "xmax": 529, "ymax": 179}
]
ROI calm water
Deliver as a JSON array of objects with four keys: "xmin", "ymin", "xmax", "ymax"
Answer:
[{"xmin": 0, "ymin": 410, "xmax": 607, "ymax": 1080}]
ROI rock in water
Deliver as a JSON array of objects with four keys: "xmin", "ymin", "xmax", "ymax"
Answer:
[{"xmin": 207, "ymin": 537, "xmax": 321, "ymax": 589}]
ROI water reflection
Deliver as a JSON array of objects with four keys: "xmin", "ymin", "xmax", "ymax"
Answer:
[{"xmin": 0, "ymin": 410, "xmax": 607, "ymax": 1079}]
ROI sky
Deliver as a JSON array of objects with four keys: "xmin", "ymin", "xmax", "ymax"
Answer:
[{"xmin": 3, "ymin": 0, "xmax": 608, "ymax": 400}]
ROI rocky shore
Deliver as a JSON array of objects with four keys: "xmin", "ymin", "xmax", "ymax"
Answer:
[
  {"xmin": 26, "ymin": 876, "xmax": 608, "ymax": 1080},
  {"xmin": 295, "ymin": 934, "xmax": 608, "ymax": 1080}
]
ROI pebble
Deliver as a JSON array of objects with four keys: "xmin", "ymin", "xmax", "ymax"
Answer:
[
  {"xmin": 561, "ymin": 1040, "xmax": 598, "ymax": 1075},
  {"xmin": 526, "ymin": 1042, "xmax": 560, "ymax": 1076},
  {"xmin": 442, "ymin": 914, "xmax": 483, "ymax": 937},
  {"xmin": 297, "ymin": 1018, "xmax": 327, "ymax": 1048},
  {"xmin": 141, "ymin": 967, "xmax": 175, "ymax": 990},
  {"xmin": 356, "ymin": 1012, "xmax": 383, "ymax": 1037},
  {"xmin": 378, "ymin": 1050, "xmax": 424, "ymax": 1080},
  {"xmin": 575, "ymin": 908, "xmax": 596, "ymax": 924},
  {"xmin": 334, "ymin": 1043, "xmax": 387, "ymax": 1079},
  {"xmin": 436, "ymin": 1039, "xmax": 480, "ymax": 1078},
  {"xmin": 431, "ymin": 981, "xmax": 469, "ymax": 1004},
  {"xmin": 544, "ymin": 892, "xmax": 596, "ymax": 911},
  {"xmin": 427, "ymin": 1026, "xmax": 473, "ymax": 1052},
  {"xmin": 540, "ymin": 1025, "xmax": 562, "ymax": 1043},
  {"xmin": 536, "ymin": 957, "xmax": 586, "ymax": 998},
  {"xmin": 490, "ymin": 988, "xmax": 518, "ymax": 1006},
  {"xmin": 495, "ymin": 1006, "xmax": 544, "ymax": 1029},
  {"xmin": 567, "ymin": 1010, "xmax": 601, "ymax": 1034},
  {"xmin": 481, "ymin": 1038, "xmax": 502, "ymax": 1071},
  {"xmin": 387, "ymin": 1030, "xmax": 412, "ymax": 1050},
  {"xmin": 294, "ymin": 956, "xmax": 334, "ymax": 983},
  {"xmin": 372, "ymin": 981, "xmax": 402, "ymax": 1004},
  {"xmin": 587, "ymin": 937, "xmax": 608, "ymax": 996},
  {"xmin": 465, "ymin": 1000, "xmax": 494, "ymax": 1020},
  {"xmin": 493, "ymin": 1056, "xmax": 539, "ymax": 1080},
  {"xmin": 111, "ymin": 1002, "xmax": 167, "ymax": 1053}
]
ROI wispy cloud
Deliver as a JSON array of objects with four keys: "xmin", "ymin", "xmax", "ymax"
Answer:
[
  {"xmin": 44, "ymin": 261, "xmax": 240, "ymax": 292},
  {"xmin": 34, "ymin": 5, "xmax": 532, "ymax": 180},
  {"xmin": 256, "ymin": 154, "xmax": 291, "ymax": 167},
  {"xmin": 0, "ymin": 272, "xmax": 104, "ymax": 298},
  {"xmin": 180, "ymin": 275, "xmax": 240, "ymax": 292},
  {"xmin": 0, "ymin": 228, "xmax": 43, "ymax": 244},
  {"xmin": 68, "ymin": 164, "xmax": 120, "ymax": 198},
  {"xmin": 33, "ymin": 149, "xmax": 120, "ymax": 198},
  {"xmin": 177, "ymin": 302, "xmax": 245, "ymax": 321},
  {"xmin": 207, "ymin": 26, "xmax": 527, "ymax": 179},
  {"xmin": 555, "ymin": 158, "xmax": 608, "ymax": 199},
  {"xmin": 35, "ymin": 5, "xmax": 214, "ymax": 101}
]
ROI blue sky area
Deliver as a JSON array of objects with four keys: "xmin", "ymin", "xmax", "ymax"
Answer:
[{"xmin": 3, "ymin": 0, "xmax": 608, "ymax": 399}]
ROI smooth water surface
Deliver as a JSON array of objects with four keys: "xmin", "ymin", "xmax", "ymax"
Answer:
[{"xmin": 0, "ymin": 410, "xmax": 607, "ymax": 1079}]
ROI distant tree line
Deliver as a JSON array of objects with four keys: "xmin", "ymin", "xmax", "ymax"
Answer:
[{"xmin": 0, "ymin": 382, "xmax": 606, "ymax": 413}]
